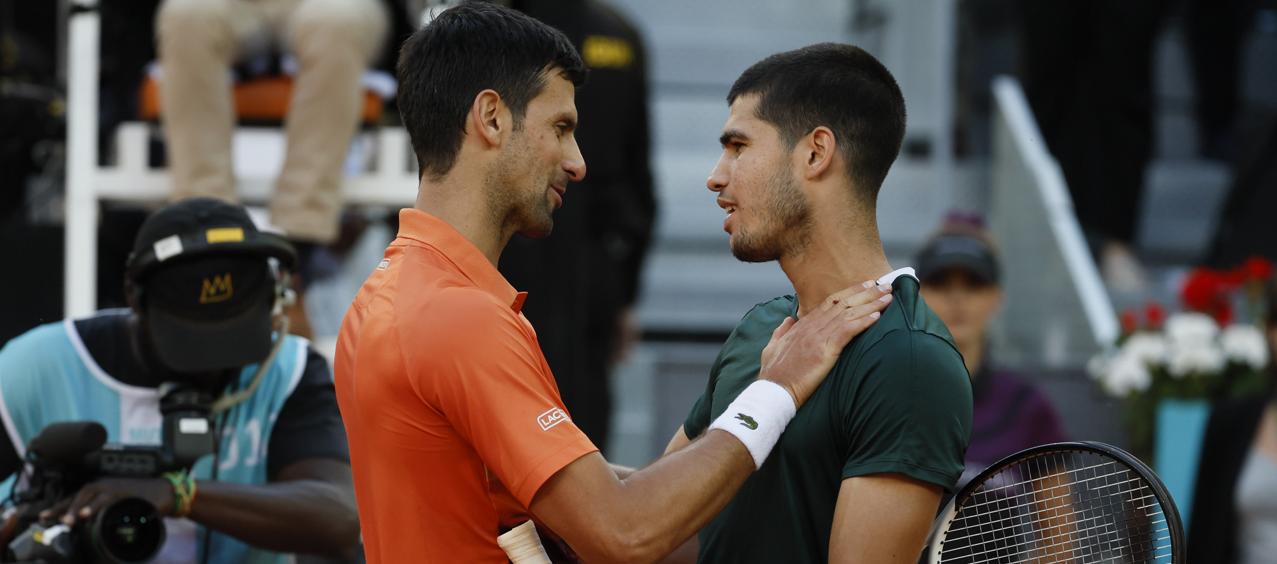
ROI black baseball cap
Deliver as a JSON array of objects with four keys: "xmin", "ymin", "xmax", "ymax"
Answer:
[
  {"xmin": 126, "ymin": 198, "xmax": 296, "ymax": 372},
  {"xmin": 915, "ymin": 233, "xmax": 1001, "ymax": 286}
]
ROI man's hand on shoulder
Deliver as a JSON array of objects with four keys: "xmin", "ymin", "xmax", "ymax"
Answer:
[{"xmin": 759, "ymin": 281, "xmax": 892, "ymax": 407}]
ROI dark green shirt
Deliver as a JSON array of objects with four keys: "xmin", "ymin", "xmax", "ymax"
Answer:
[{"xmin": 683, "ymin": 273, "xmax": 973, "ymax": 563}]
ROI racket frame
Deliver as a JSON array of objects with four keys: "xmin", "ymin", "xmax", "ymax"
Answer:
[{"xmin": 925, "ymin": 441, "xmax": 1185, "ymax": 564}]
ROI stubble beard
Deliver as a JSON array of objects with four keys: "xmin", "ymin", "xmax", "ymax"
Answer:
[
  {"xmin": 488, "ymin": 133, "xmax": 555, "ymax": 239},
  {"xmin": 730, "ymin": 166, "xmax": 813, "ymax": 263}
]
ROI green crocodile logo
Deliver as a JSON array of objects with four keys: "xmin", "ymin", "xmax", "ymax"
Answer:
[{"xmin": 734, "ymin": 413, "xmax": 758, "ymax": 430}]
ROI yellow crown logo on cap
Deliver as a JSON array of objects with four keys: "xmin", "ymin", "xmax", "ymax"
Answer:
[{"xmin": 200, "ymin": 273, "xmax": 234, "ymax": 304}]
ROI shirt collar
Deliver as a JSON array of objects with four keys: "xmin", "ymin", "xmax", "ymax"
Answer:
[
  {"xmin": 395, "ymin": 208, "xmax": 527, "ymax": 312},
  {"xmin": 877, "ymin": 267, "xmax": 918, "ymax": 286},
  {"xmin": 787, "ymin": 267, "xmax": 920, "ymax": 317}
]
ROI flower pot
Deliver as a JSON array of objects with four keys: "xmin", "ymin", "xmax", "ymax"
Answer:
[{"xmin": 1153, "ymin": 398, "xmax": 1211, "ymax": 530}]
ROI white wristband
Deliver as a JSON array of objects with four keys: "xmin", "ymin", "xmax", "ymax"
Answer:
[{"xmin": 708, "ymin": 380, "xmax": 797, "ymax": 469}]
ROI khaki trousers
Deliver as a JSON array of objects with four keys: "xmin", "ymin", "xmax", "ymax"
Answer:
[{"xmin": 156, "ymin": 0, "xmax": 387, "ymax": 243}]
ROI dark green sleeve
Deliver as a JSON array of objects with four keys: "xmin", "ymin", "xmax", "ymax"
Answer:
[
  {"xmin": 682, "ymin": 351, "xmax": 725, "ymax": 439},
  {"xmin": 839, "ymin": 331, "xmax": 973, "ymax": 492}
]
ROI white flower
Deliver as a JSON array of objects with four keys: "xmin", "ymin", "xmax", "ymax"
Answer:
[
  {"xmin": 1166, "ymin": 341, "xmax": 1226, "ymax": 377},
  {"xmin": 1164, "ymin": 313, "xmax": 1220, "ymax": 348},
  {"xmin": 1087, "ymin": 354, "xmax": 1111, "ymax": 381},
  {"xmin": 1102, "ymin": 351, "xmax": 1153, "ymax": 396},
  {"xmin": 1221, "ymin": 324, "xmax": 1269, "ymax": 370},
  {"xmin": 1120, "ymin": 333, "xmax": 1169, "ymax": 367},
  {"xmin": 1162, "ymin": 313, "xmax": 1226, "ymax": 378}
]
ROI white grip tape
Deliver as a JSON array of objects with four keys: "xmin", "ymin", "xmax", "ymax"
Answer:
[
  {"xmin": 497, "ymin": 521, "xmax": 551, "ymax": 564},
  {"xmin": 708, "ymin": 380, "xmax": 797, "ymax": 468}
]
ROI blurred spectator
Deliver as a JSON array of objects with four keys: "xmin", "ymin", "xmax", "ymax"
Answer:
[
  {"xmin": 1189, "ymin": 277, "xmax": 1277, "ymax": 563},
  {"xmin": 1185, "ymin": 0, "xmax": 1252, "ymax": 162},
  {"xmin": 916, "ymin": 215, "xmax": 1068, "ymax": 482},
  {"xmin": 1018, "ymin": 0, "xmax": 1169, "ymax": 292},
  {"xmin": 1205, "ymin": 114, "xmax": 1277, "ymax": 269},
  {"xmin": 154, "ymin": 0, "xmax": 388, "ymax": 246},
  {"xmin": 153, "ymin": 0, "xmax": 392, "ymax": 340},
  {"xmin": 0, "ymin": 198, "xmax": 358, "ymax": 563},
  {"xmin": 499, "ymin": 0, "xmax": 656, "ymax": 451}
]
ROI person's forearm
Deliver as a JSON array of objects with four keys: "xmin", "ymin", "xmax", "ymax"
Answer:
[
  {"xmin": 544, "ymin": 428, "xmax": 750, "ymax": 561},
  {"xmin": 188, "ymin": 479, "xmax": 359, "ymax": 554},
  {"xmin": 619, "ymin": 431, "xmax": 750, "ymax": 543}
]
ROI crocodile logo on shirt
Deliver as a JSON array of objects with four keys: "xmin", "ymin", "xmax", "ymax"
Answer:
[{"xmin": 734, "ymin": 413, "xmax": 758, "ymax": 430}]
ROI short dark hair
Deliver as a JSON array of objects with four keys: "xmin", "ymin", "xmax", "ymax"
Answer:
[
  {"xmin": 396, "ymin": 2, "xmax": 586, "ymax": 180},
  {"xmin": 727, "ymin": 43, "xmax": 906, "ymax": 204}
]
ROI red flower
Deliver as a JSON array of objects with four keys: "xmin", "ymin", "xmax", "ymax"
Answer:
[
  {"xmin": 1242, "ymin": 256, "xmax": 1273, "ymax": 281},
  {"xmin": 1213, "ymin": 303, "xmax": 1234, "ymax": 326},
  {"xmin": 1222, "ymin": 268, "xmax": 1247, "ymax": 288},
  {"xmin": 1120, "ymin": 309, "xmax": 1139, "ymax": 334},
  {"xmin": 1145, "ymin": 302, "xmax": 1166, "ymax": 329},
  {"xmin": 1181, "ymin": 268, "xmax": 1224, "ymax": 312}
]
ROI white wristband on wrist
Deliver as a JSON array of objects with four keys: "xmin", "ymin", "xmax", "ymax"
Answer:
[{"xmin": 708, "ymin": 380, "xmax": 797, "ymax": 468}]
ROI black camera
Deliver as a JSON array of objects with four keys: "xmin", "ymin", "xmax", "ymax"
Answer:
[{"xmin": 3, "ymin": 385, "xmax": 217, "ymax": 563}]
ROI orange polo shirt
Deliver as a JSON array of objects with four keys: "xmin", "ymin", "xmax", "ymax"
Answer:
[{"xmin": 334, "ymin": 209, "xmax": 598, "ymax": 563}]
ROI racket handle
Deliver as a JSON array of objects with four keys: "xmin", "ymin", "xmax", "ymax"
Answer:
[{"xmin": 498, "ymin": 520, "xmax": 552, "ymax": 564}]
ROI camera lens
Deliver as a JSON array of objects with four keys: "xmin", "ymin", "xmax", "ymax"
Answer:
[{"xmin": 88, "ymin": 497, "xmax": 166, "ymax": 563}]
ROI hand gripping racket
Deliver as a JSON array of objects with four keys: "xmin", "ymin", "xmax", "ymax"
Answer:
[{"xmin": 925, "ymin": 442, "xmax": 1184, "ymax": 563}]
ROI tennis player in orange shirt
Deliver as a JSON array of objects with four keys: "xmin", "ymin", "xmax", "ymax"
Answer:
[{"xmin": 333, "ymin": 3, "xmax": 894, "ymax": 562}]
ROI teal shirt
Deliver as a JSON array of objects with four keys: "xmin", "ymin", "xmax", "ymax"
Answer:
[{"xmin": 683, "ymin": 274, "xmax": 973, "ymax": 563}]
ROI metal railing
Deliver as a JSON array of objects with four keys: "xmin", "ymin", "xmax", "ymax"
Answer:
[{"xmin": 988, "ymin": 75, "xmax": 1118, "ymax": 368}]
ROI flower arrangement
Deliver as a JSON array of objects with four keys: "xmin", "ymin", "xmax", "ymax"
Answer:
[{"xmin": 1089, "ymin": 257, "xmax": 1273, "ymax": 461}]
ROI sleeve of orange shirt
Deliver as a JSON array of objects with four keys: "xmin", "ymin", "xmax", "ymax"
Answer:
[{"xmin": 408, "ymin": 288, "xmax": 600, "ymax": 507}]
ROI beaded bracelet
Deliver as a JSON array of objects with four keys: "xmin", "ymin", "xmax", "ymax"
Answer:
[{"xmin": 162, "ymin": 470, "xmax": 198, "ymax": 517}]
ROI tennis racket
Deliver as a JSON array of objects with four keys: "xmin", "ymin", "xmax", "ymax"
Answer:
[{"xmin": 925, "ymin": 441, "xmax": 1184, "ymax": 563}]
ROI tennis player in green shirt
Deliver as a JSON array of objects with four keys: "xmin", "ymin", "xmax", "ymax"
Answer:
[{"xmin": 665, "ymin": 43, "xmax": 974, "ymax": 563}]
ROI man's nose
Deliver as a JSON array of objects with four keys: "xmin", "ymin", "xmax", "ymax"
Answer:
[
  {"xmin": 564, "ymin": 137, "xmax": 587, "ymax": 182},
  {"xmin": 706, "ymin": 156, "xmax": 729, "ymax": 192}
]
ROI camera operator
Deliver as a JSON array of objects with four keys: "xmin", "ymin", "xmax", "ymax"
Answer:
[{"xmin": 0, "ymin": 198, "xmax": 358, "ymax": 562}]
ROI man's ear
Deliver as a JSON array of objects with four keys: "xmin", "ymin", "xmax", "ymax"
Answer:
[
  {"xmin": 470, "ymin": 89, "xmax": 509, "ymax": 148},
  {"xmin": 800, "ymin": 126, "xmax": 837, "ymax": 181}
]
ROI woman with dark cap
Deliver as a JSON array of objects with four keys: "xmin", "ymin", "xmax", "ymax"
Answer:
[
  {"xmin": 916, "ymin": 214, "xmax": 1068, "ymax": 485},
  {"xmin": 1189, "ymin": 277, "xmax": 1277, "ymax": 563}
]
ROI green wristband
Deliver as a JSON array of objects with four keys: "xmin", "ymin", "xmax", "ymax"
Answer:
[{"xmin": 162, "ymin": 470, "xmax": 197, "ymax": 517}]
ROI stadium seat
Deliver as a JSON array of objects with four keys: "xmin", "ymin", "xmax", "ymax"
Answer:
[{"xmin": 138, "ymin": 73, "xmax": 385, "ymax": 125}]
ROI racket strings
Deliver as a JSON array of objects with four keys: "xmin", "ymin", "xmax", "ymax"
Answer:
[
  {"xmin": 937, "ymin": 451, "xmax": 1173, "ymax": 563},
  {"xmin": 947, "ymin": 497, "xmax": 1165, "ymax": 557},
  {"xmin": 942, "ymin": 469, "xmax": 1164, "ymax": 562},
  {"xmin": 951, "ymin": 508, "xmax": 1169, "ymax": 564},
  {"xmin": 946, "ymin": 483, "xmax": 1161, "ymax": 561},
  {"xmin": 944, "ymin": 474, "xmax": 1154, "ymax": 535},
  {"xmin": 956, "ymin": 460, "xmax": 1119, "ymax": 498},
  {"xmin": 944, "ymin": 471, "xmax": 1147, "ymax": 534}
]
